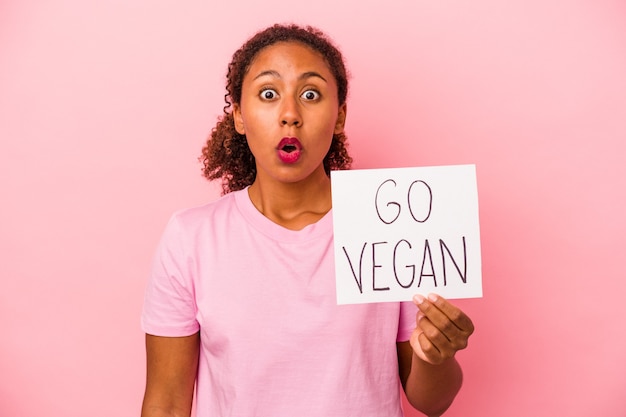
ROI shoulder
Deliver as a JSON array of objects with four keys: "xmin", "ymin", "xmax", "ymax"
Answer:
[
  {"xmin": 153, "ymin": 190, "xmax": 244, "ymax": 252},
  {"xmin": 170, "ymin": 190, "xmax": 241, "ymax": 230},
  {"xmin": 150, "ymin": 190, "xmax": 247, "ymax": 273}
]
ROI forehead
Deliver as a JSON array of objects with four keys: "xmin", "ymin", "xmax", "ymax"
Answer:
[{"xmin": 246, "ymin": 41, "xmax": 333, "ymax": 78}]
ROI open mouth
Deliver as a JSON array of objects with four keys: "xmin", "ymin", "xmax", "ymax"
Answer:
[
  {"xmin": 277, "ymin": 137, "xmax": 302, "ymax": 164},
  {"xmin": 282, "ymin": 144, "xmax": 298, "ymax": 153}
]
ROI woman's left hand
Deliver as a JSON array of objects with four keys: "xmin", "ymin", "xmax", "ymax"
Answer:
[{"xmin": 410, "ymin": 294, "xmax": 474, "ymax": 365}]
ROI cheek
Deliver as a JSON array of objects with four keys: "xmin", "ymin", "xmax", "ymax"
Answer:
[
  {"xmin": 241, "ymin": 106, "xmax": 272, "ymax": 133},
  {"xmin": 320, "ymin": 109, "xmax": 340, "ymax": 136}
]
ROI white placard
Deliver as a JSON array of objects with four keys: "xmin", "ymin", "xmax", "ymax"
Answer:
[{"xmin": 331, "ymin": 165, "xmax": 482, "ymax": 304}]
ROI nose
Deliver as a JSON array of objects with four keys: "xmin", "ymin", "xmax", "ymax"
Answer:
[{"xmin": 280, "ymin": 96, "xmax": 301, "ymax": 127}]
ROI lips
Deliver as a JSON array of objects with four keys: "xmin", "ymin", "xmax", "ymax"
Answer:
[{"xmin": 277, "ymin": 137, "xmax": 302, "ymax": 164}]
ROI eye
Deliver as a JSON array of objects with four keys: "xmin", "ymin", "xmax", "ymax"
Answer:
[
  {"xmin": 260, "ymin": 88, "xmax": 278, "ymax": 100},
  {"xmin": 301, "ymin": 89, "xmax": 320, "ymax": 101}
]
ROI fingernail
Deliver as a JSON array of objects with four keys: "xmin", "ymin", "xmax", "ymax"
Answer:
[
  {"xmin": 413, "ymin": 294, "xmax": 426, "ymax": 304},
  {"xmin": 428, "ymin": 293, "xmax": 438, "ymax": 302}
]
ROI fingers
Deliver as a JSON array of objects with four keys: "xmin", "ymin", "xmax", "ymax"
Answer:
[
  {"xmin": 414, "ymin": 294, "xmax": 474, "ymax": 335},
  {"xmin": 411, "ymin": 293, "xmax": 474, "ymax": 364},
  {"xmin": 410, "ymin": 328, "xmax": 439, "ymax": 364}
]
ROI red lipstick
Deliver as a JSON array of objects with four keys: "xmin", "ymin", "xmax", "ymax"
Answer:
[{"xmin": 277, "ymin": 137, "xmax": 302, "ymax": 164}]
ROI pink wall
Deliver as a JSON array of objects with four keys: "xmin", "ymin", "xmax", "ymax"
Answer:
[{"xmin": 2, "ymin": 1, "xmax": 625, "ymax": 416}]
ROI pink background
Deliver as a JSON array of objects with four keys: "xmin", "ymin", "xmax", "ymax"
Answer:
[{"xmin": 1, "ymin": 1, "xmax": 625, "ymax": 416}]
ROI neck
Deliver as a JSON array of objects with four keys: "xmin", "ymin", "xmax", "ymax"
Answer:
[{"xmin": 248, "ymin": 169, "xmax": 332, "ymax": 231}]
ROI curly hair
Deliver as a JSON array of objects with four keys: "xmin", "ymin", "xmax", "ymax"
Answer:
[{"xmin": 200, "ymin": 23, "xmax": 352, "ymax": 194}]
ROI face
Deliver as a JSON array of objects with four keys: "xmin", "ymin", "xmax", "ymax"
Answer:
[{"xmin": 233, "ymin": 41, "xmax": 347, "ymax": 186}]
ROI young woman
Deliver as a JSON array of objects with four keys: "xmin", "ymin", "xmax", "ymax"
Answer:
[{"xmin": 141, "ymin": 24, "xmax": 474, "ymax": 417}]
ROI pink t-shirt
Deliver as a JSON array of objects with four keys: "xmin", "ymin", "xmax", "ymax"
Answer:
[{"xmin": 142, "ymin": 188, "xmax": 418, "ymax": 417}]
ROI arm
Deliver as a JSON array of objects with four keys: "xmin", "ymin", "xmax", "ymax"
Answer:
[
  {"xmin": 397, "ymin": 294, "xmax": 474, "ymax": 417},
  {"xmin": 141, "ymin": 332, "xmax": 200, "ymax": 417}
]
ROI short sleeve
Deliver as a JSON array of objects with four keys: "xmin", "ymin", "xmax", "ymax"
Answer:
[
  {"xmin": 141, "ymin": 214, "xmax": 200, "ymax": 337},
  {"xmin": 396, "ymin": 301, "xmax": 418, "ymax": 342}
]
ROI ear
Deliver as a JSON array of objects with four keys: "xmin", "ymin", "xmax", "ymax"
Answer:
[
  {"xmin": 334, "ymin": 103, "xmax": 347, "ymax": 134},
  {"xmin": 233, "ymin": 103, "xmax": 245, "ymax": 135}
]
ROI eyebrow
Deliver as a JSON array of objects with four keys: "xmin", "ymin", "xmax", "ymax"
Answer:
[{"xmin": 252, "ymin": 70, "xmax": 328, "ymax": 83}]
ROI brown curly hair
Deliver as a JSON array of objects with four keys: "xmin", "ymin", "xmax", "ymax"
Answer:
[{"xmin": 200, "ymin": 23, "xmax": 352, "ymax": 194}]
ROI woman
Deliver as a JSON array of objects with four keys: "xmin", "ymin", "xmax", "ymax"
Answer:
[{"xmin": 141, "ymin": 23, "xmax": 474, "ymax": 417}]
